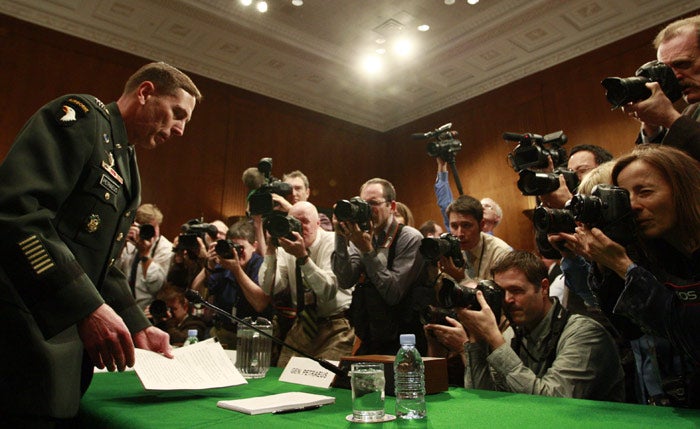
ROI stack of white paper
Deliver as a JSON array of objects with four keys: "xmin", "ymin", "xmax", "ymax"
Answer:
[{"xmin": 217, "ymin": 392, "xmax": 335, "ymax": 415}]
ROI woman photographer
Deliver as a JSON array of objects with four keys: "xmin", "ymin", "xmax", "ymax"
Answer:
[{"xmin": 558, "ymin": 144, "xmax": 700, "ymax": 407}]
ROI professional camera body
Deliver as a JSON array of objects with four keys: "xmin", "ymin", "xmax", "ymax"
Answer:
[
  {"xmin": 504, "ymin": 130, "xmax": 568, "ymax": 171},
  {"xmin": 423, "ymin": 278, "xmax": 504, "ymax": 325},
  {"xmin": 248, "ymin": 157, "xmax": 293, "ymax": 216},
  {"xmin": 138, "ymin": 223, "xmax": 156, "ymax": 241},
  {"xmin": 568, "ymin": 184, "xmax": 637, "ymax": 245},
  {"xmin": 263, "ymin": 212, "xmax": 303, "ymax": 246},
  {"xmin": 533, "ymin": 184, "xmax": 636, "ymax": 256},
  {"xmin": 419, "ymin": 233, "xmax": 465, "ymax": 268},
  {"xmin": 334, "ymin": 196, "xmax": 372, "ymax": 231},
  {"xmin": 176, "ymin": 221, "xmax": 219, "ymax": 254},
  {"xmin": 412, "ymin": 122, "xmax": 462, "ymax": 162},
  {"xmin": 214, "ymin": 239, "xmax": 244, "ymax": 259},
  {"xmin": 601, "ymin": 60, "xmax": 683, "ymax": 109}
]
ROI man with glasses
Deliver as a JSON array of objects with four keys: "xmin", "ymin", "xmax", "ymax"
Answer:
[
  {"xmin": 332, "ymin": 178, "xmax": 429, "ymax": 355},
  {"xmin": 624, "ymin": 14, "xmax": 700, "ymax": 161}
]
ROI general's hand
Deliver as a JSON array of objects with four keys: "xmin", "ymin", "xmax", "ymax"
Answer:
[
  {"xmin": 77, "ymin": 304, "xmax": 134, "ymax": 372},
  {"xmin": 457, "ymin": 292, "xmax": 504, "ymax": 349},
  {"xmin": 133, "ymin": 326, "xmax": 174, "ymax": 359}
]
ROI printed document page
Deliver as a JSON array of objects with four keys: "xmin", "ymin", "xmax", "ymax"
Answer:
[
  {"xmin": 133, "ymin": 339, "xmax": 247, "ymax": 390},
  {"xmin": 217, "ymin": 392, "xmax": 335, "ymax": 415}
]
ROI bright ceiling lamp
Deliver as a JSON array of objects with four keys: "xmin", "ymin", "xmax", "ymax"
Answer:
[
  {"xmin": 467, "ymin": 0, "xmax": 479, "ymax": 4},
  {"xmin": 256, "ymin": 1, "xmax": 268, "ymax": 12},
  {"xmin": 392, "ymin": 38, "xmax": 414, "ymax": 58},
  {"xmin": 240, "ymin": 0, "xmax": 253, "ymax": 6},
  {"xmin": 361, "ymin": 55, "xmax": 383, "ymax": 74}
]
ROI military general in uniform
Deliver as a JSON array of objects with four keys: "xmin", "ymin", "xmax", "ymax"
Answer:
[{"xmin": 0, "ymin": 62, "xmax": 202, "ymax": 426}]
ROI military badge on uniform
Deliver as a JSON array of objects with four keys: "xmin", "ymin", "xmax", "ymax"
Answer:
[
  {"xmin": 56, "ymin": 97, "xmax": 89, "ymax": 127},
  {"xmin": 85, "ymin": 214, "xmax": 101, "ymax": 233},
  {"xmin": 101, "ymin": 151, "xmax": 123, "ymax": 184}
]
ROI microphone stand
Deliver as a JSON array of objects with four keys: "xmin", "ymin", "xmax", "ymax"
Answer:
[{"xmin": 184, "ymin": 289, "xmax": 347, "ymax": 377}]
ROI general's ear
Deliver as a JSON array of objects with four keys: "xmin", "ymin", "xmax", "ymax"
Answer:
[{"xmin": 136, "ymin": 81, "xmax": 156, "ymax": 104}]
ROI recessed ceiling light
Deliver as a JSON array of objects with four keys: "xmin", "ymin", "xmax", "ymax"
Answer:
[
  {"xmin": 467, "ymin": 0, "xmax": 479, "ymax": 4},
  {"xmin": 292, "ymin": 0, "xmax": 303, "ymax": 5},
  {"xmin": 375, "ymin": 38, "xmax": 386, "ymax": 45},
  {"xmin": 240, "ymin": 0, "xmax": 253, "ymax": 6},
  {"xmin": 376, "ymin": 48, "xmax": 386, "ymax": 55},
  {"xmin": 417, "ymin": 24, "xmax": 430, "ymax": 32},
  {"xmin": 256, "ymin": 1, "xmax": 268, "ymax": 12},
  {"xmin": 444, "ymin": 0, "xmax": 455, "ymax": 4},
  {"xmin": 362, "ymin": 55, "xmax": 383, "ymax": 74},
  {"xmin": 393, "ymin": 38, "xmax": 413, "ymax": 58}
]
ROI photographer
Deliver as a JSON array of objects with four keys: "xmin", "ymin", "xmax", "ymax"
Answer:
[
  {"xmin": 190, "ymin": 220, "xmax": 273, "ymax": 349},
  {"xmin": 459, "ymin": 251, "xmax": 624, "ymax": 401},
  {"xmin": 623, "ymin": 15, "xmax": 700, "ymax": 161},
  {"xmin": 556, "ymin": 144, "xmax": 700, "ymax": 407},
  {"xmin": 442, "ymin": 195, "xmax": 511, "ymax": 284},
  {"xmin": 116, "ymin": 203, "xmax": 173, "ymax": 311},
  {"xmin": 259, "ymin": 202, "xmax": 353, "ymax": 368},
  {"xmin": 539, "ymin": 145, "xmax": 613, "ymax": 209},
  {"xmin": 332, "ymin": 178, "xmax": 428, "ymax": 355},
  {"xmin": 152, "ymin": 285, "xmax": 207, "ymax": 346}
]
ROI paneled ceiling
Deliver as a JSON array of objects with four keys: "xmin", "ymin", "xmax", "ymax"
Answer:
[{"xmin": 1, "ymin": 0, "xmax": 697, "ymax": 131}]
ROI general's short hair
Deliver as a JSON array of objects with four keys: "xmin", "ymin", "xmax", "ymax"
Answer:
[
  {"xmin": 446, "ymin": 195, "xmax": 483, "ymax": 223},
  {"xmin": 123, "ymin": 62, "xmax": 202, "ymax": 102},
  {"xmin": 491, "ymin": 250, "xmax": 547, "ymax": 290}
]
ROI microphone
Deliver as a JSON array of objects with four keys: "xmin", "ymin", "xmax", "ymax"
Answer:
[{"xmin": 184, "ymin": 289, "xmax": 347, "ymax": 377}]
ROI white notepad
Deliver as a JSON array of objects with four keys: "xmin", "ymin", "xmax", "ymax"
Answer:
[{"xmin": 217, "ymin": 392, "xmax": 335, "ymax": 415}]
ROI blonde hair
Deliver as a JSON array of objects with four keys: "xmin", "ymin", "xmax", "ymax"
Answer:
[{"xmin": 577, "ymin": 161, "xmax": 615, "ymax": 195}]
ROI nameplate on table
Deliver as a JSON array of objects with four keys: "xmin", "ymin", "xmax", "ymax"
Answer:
[{"xmin": 279, "ymin": 356, "xmax": 339, "ymax": 388}]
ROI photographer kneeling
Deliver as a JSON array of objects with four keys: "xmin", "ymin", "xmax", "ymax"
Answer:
[
  {"xmin": 555, "ymin": 144, "xmax": 700, "ymax": 407},
  {"xmin": 427, "ymin": 251, "xmax": 624, "ymax": 401}
]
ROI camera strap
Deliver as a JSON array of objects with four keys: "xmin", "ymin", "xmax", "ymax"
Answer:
[{"xmin": 511, "ymin": 298, "xmax": 570, "ymax": 378}]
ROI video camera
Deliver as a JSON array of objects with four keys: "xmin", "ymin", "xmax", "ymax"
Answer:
[
  {"xmin": 214, "ymin": 239, "xmax": 244, "ymax": 259},
  {"xmin": 601, "ymin": 60, "xmax": 682, "ymax": 109},
  {"xmin": 532, "ymin": 184, "xmax": 637, "ymax": 256},
  {"xmin": 419, "ymin": 233, "xmax": 465, "ymax": 268},
  {"xmin": 334, "ymin": 196, "xmax": 372, "ymax": 231},
  {"xmin": 248, "ymin": 157, "xmax": 293, "ymax": 216},
  {"xmin": 175, "ymin": 220, "xmax": 219, "ymax": 254},
  {"xmin": 263, "ymin": 212, "xmax": 303, "ymax": 247},
  {"xmin": 413, "ymin": 122, "xmax": 462, "ymax": 162},
  {"xmin": 504, "ymin": 130, "xmax": 568, "ymax": 171},
  {"xmin": 422, "ymin": 279, "xmax": 503, "ymax": 326}
]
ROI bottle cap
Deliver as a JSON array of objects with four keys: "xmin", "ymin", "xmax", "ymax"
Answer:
[
  {"xmin": 187, "ymin": 329, "xmax": 198, "ymax": 337},
  {"xmin": 399, "ymin": 333, "xmax": 416, "ymax": 345}
]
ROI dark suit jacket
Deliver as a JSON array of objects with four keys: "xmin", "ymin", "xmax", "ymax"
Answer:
[{"xmin": 0, "ymin": 95, "xmax": 150, "ymax": 418}]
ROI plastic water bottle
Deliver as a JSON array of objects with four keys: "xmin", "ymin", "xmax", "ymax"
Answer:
[
  {"xmin": 184, "ymin": 329, "xmax": 199, "ymax": 346},
  {"xmin": 394, "ymin": 334, "xmax": 426, "ymax": 419}
]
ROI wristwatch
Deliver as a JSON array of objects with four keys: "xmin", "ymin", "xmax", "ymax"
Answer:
[{"xmin": 296, "ymin": 254, "xmax": 309, "ymax": 266}]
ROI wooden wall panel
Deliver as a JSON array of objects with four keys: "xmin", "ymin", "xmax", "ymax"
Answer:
[{"xmin": 2, "ymin": 10, "xmax": 698, "ymax": 246}]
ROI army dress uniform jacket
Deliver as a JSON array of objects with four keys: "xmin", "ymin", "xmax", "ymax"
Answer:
[{"xmin": 0, "ymin": 95, "xmax": 151, "ymax": 419}]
